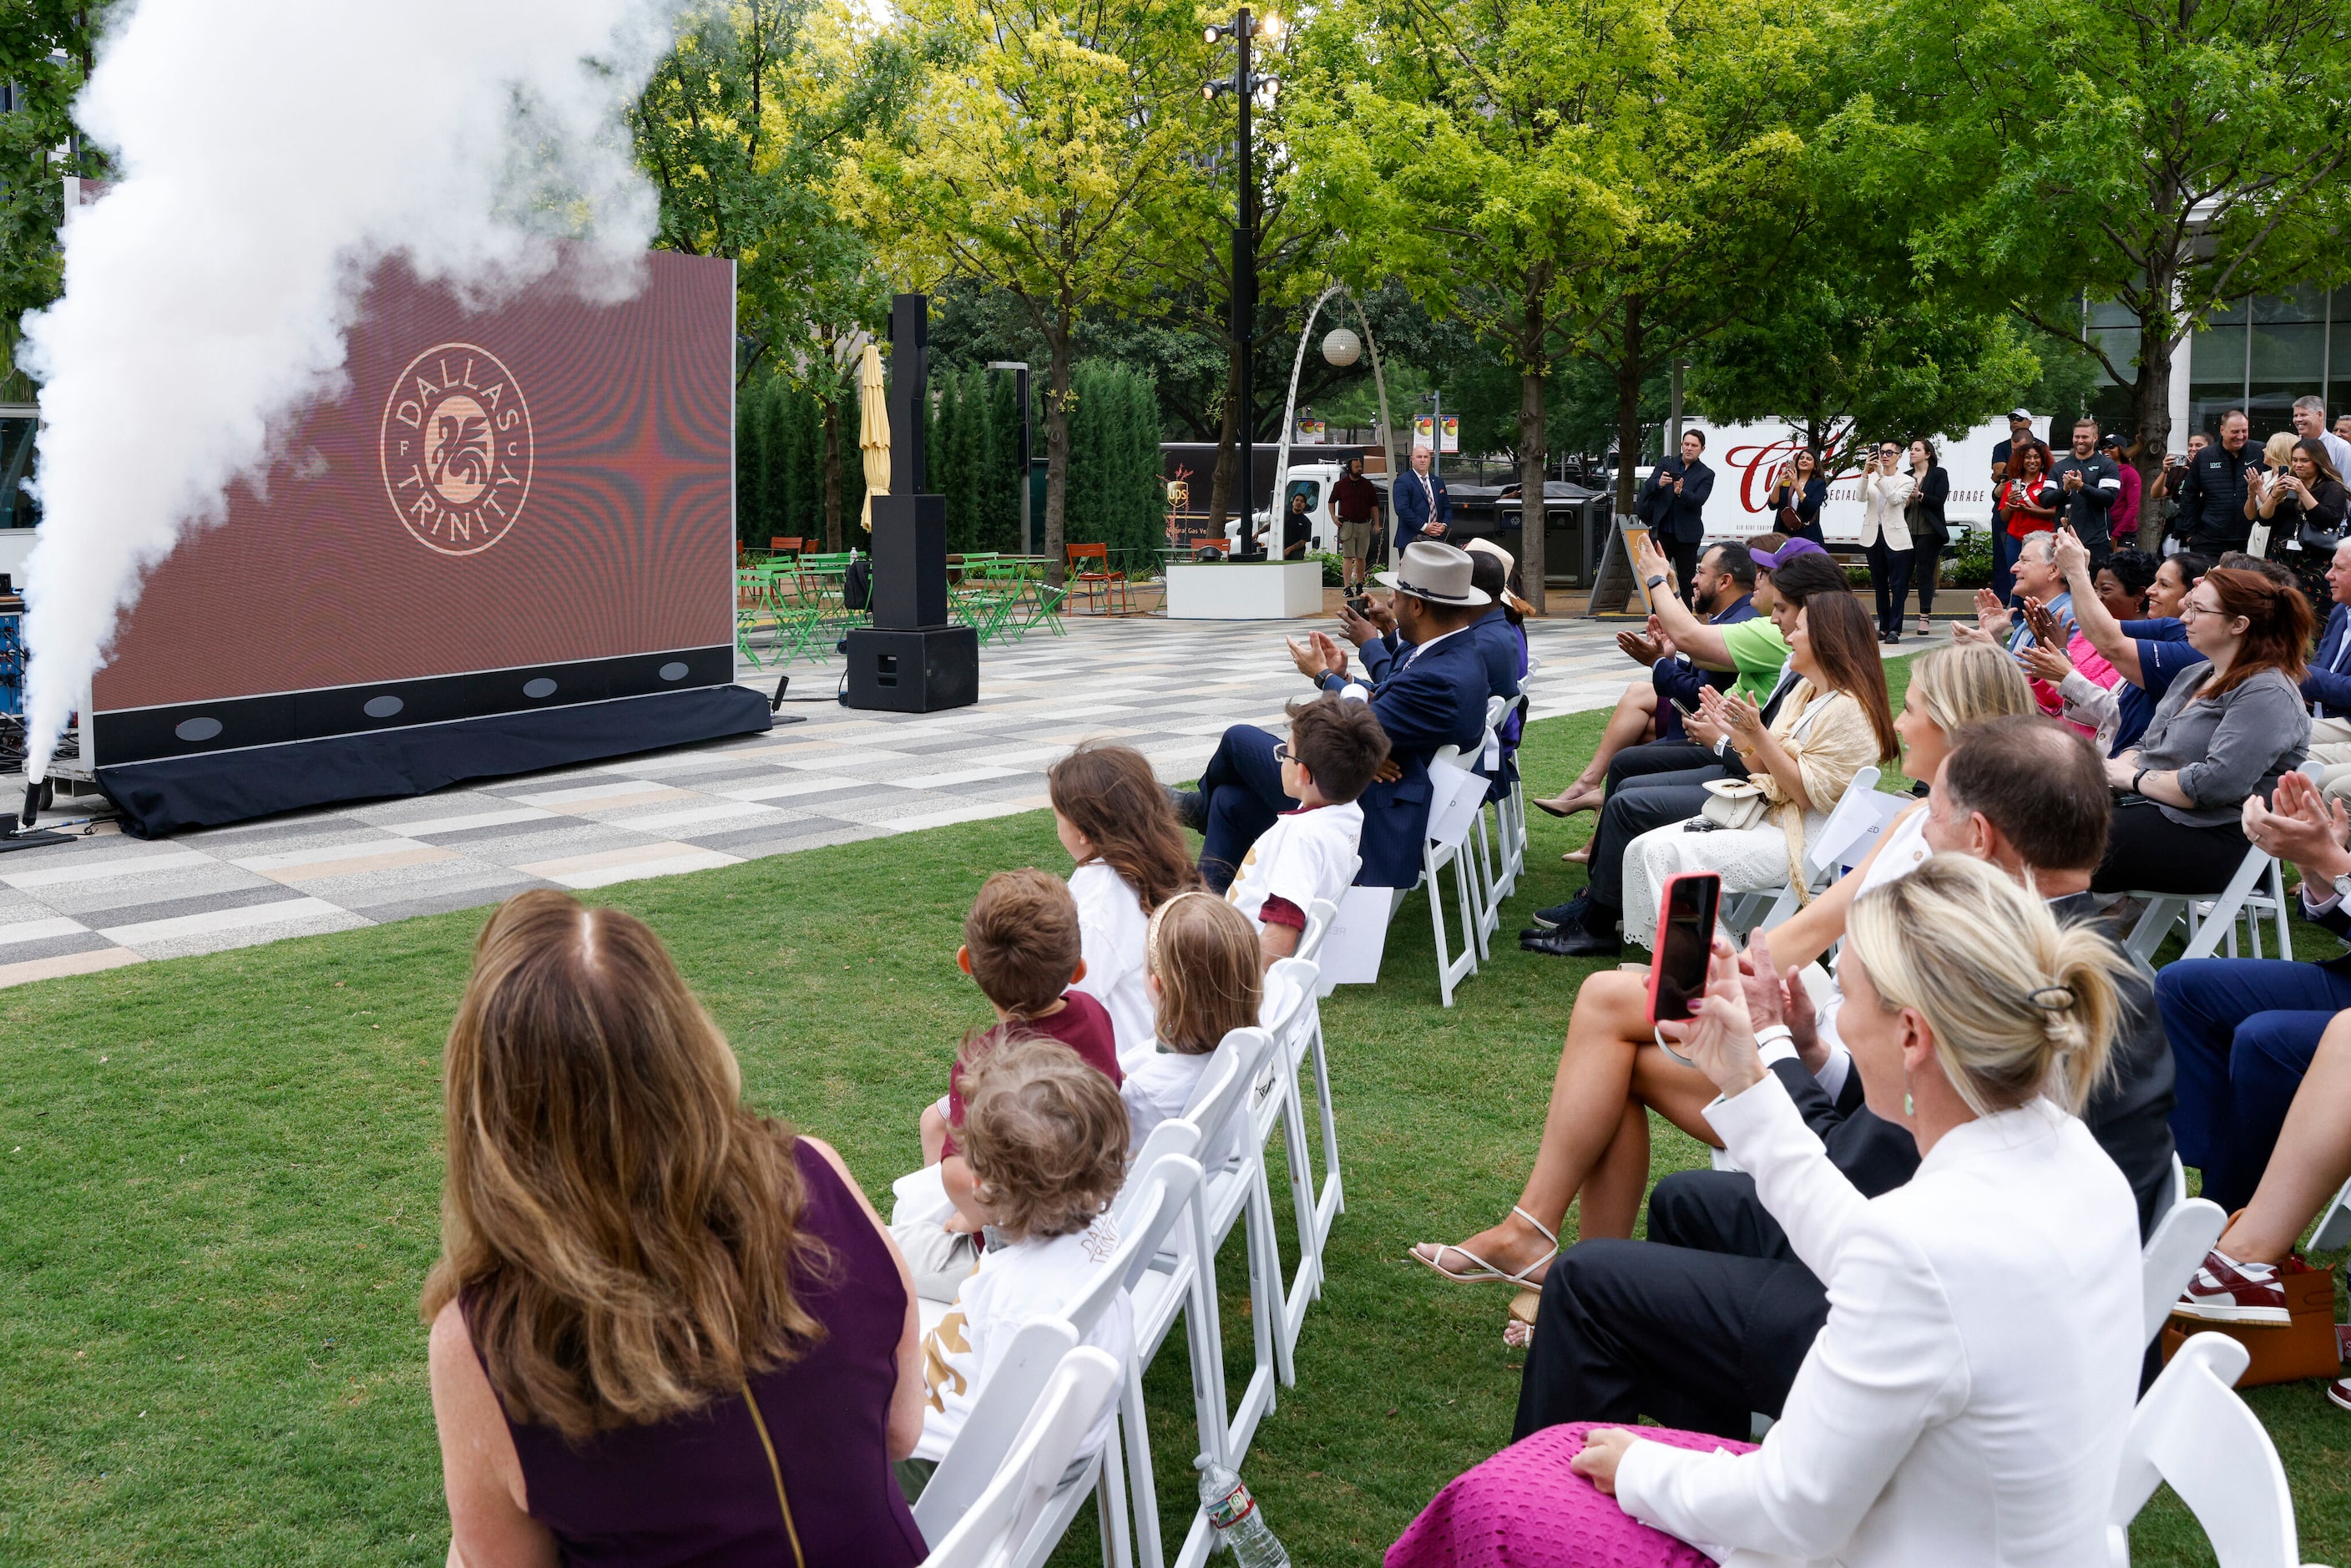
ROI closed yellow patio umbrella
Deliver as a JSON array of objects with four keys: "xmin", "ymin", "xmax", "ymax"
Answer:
[{"xmin": 857, "ymin": 341, "xmax": 889, "ymax": 533}]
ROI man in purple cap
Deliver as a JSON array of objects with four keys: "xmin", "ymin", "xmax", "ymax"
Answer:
[{"xmin": 1523, "ymin": 540, "xmax": 1857, "ymax": 958}]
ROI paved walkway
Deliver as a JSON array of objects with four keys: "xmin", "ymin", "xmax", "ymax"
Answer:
[{"xmin": 0, "ymin": 615, "xmax": 1655, "ymax": 987}]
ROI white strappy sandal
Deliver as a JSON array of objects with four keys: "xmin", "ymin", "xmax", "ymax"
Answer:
[{"xmin": 1409, "ymin": 1206, "xmax": 1560, "ymax": 1284}]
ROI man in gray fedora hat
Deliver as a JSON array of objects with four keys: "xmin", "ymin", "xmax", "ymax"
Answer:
[{"xmin": 1175, "ymin": 540, "xmax": 1494, "ymax": 891}]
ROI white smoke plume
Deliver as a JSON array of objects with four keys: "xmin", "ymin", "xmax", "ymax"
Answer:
[{"xmin": 17, "ymin": 0, "xmax": 686, "ymax": 778}]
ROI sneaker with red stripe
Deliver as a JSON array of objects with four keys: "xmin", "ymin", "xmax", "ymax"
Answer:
[
  {"xmin": 2174, "ymin": 1249, "xmax": 2290, "ymax": 1325},
  {"xmin": 2329, "ymin": 1378, "xmax": 2351, "ymax": 1414}
]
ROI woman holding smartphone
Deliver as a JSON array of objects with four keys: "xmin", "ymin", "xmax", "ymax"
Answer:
[
  {"xmin": 2250, "ymin": 434, "xmax": 2348, "ymax": 606},
  {"xmin": 1765, "ymin": 449, "xmax": 1828, "ymax": 544}
]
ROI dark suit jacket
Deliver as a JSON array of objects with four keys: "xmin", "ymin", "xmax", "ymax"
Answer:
[
  {"xmin": 1392, "ymin": 468, "xmax": 1451, "ymax": 544},
  {"xmin": 2173, "ymin": 440, "xmax": 2255, "ymax": 552},
  {"xmin": 1636, "ymin": 458, "xmax": 1715, "ymax": 544},
  {"xmin": 1314, "ymin": 629, "xmax": 1490, "ymax": 887},
  {"xmin": 2304, "ymin": 603, "xmax": 2351, "ymax": 719}
]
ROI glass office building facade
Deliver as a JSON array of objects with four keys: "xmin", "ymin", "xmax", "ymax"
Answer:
[{"xmin": 2088, "ymin": 286, "xmax": 2351, "ymax": 453}]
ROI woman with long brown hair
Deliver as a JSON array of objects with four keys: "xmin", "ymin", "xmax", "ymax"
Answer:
[
  {"xmin": 1615, "ymin": 589, "xmax": 1899, "ymax": 950},
  {"xmin": 2094, "ymin": 565, "xmax": 2313, "ymax": 896},
  {"xmin": 424, "ymin": 891, "xmax": 925, "ymax": 1568},
  {"xmin": 1049, "ymin": 741, "xmax": 1201, "ymax": 1071}
]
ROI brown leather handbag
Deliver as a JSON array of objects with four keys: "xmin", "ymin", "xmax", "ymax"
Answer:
[{"xmin": 2160, "ymin": 1255, "xmax": 2343, "ymax": 1388}]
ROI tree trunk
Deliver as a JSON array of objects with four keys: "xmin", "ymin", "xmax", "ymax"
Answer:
[
  {"xmin": 822, "ymin": 397, "xmax": 843, "ymax": 553},
  {"xmin": 1518, "ymin": 361, "xmax": 1549, "ymax": 615},
  {"xmin": 1044, "ymin": 321, "xmax": 1073, "ymax": 587},
  {"xmin": 1613, "ymin": 296, "xmax": 1647, "ymax": 523},
  {"xmin": 2131, "ymin": 269, "xmax": 2181, "ymax": 553}
]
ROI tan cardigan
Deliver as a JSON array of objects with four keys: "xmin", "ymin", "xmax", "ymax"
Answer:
[{"xmin": 1742, "ymin": 680, "xmax": 1883, "ymax": 899}]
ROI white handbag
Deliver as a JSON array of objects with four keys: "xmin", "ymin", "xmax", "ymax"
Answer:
[{"xmin": 1700, "ymin": 777, "xmax": 1769, "ymax": 831}]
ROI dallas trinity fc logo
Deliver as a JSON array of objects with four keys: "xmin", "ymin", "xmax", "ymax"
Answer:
[{"xmin": 379, "ymin": 343, "xmax": 533, "ymax": 555}]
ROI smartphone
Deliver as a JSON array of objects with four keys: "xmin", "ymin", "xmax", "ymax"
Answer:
[
  {"xmin": 1669, "ymin": 696, "xmax": 1696, "ymax": 720},
  {"xmin": 1648, "ymin": 871, "xmax": 1722, "ymax": 1029},
  {"xmin": 1345, "ymin": 593, "xmax": 1370, "ymax": 615}
]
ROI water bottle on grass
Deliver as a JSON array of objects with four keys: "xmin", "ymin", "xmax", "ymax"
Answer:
[{"xmin": 1196, "ymin": 1454, "xmax": 1292, "ymax": 1565}]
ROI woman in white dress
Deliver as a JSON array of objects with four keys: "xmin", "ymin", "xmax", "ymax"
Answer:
[
  {"xmin": 1410, "ymin": 641, "xmax": 2027, "ymax": 1287},
  {"xmin": 1620, "ymin": 589, "xmax": 1899, "ymax": 950},
  {"xmin": 1048, "ymin": 742, "xmax": 1201, "ymax": 1073}
]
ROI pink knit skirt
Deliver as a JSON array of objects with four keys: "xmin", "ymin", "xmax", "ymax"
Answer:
[{"xmin": 1386, "ymin": 1421, "xmax": 1754, "ymax": 1568}]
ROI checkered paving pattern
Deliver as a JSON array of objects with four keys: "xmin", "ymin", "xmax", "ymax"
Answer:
[{"xmin": 0, "ymin": 614, "xmax": 1656, "ymax": 987}]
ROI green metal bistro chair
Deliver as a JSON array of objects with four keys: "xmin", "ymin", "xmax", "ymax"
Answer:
[{"xmin": 735, "ymin": 566, "xmax": 779, "ymax": 668}]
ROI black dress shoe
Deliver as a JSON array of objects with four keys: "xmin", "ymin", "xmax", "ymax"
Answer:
[
  {"xmin": 1170, "ymin": 787, "xmax": 1206, "ymax": 834},
  {"xmin": 1525, "ymin": 896, "xmax": 1590, "ymax": 932},
  {"xmin": 1520, "ymin": 925, "xmax": 1624, "ymax": 959}
]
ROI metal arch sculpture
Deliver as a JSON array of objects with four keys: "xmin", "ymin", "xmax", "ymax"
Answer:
[{"xmin": 1267, "ymin": 283, "xmax": 1398, "ymax": 544}]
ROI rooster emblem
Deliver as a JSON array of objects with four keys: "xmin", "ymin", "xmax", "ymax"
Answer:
[
  {"xmin": 427, "ymin": 407, "xmax": 493, "ymax": 498},
  {"xmin": 381, "ymin": 342, "xmax": 534, "ymax": 557}
]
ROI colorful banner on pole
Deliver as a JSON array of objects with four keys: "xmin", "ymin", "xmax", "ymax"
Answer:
[
  {"xmin": 1297, "ymin": 417, "xmax": 1325, "ymax": 444},
  {"xmin": 1439, "ymin": 415, "xmax": 1460, "ymax": 453},
  {"xmin": 1411, "ymin": 415, "xmax": 1434, "ymax": 452}
]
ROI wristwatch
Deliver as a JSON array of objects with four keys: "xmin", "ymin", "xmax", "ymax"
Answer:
[
  {"xmin": 2332, "ymin": 869, "xmax": 2351, "ymax": 906},
  {"xmin": 1646, "ymin": 574, "xmax": 1668, "ymax": 590}
]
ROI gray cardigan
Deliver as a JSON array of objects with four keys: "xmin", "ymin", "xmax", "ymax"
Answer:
[{"xmin": 2133, "ymin": 662, "xmax": 2310, "ymax": 827}]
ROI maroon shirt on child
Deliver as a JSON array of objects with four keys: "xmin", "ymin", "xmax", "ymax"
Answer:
[{"xmin": 940, "ymin": 989, "xmax": 1120, "ymax": 1160}]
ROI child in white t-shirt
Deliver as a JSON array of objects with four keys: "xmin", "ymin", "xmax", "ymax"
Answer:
[
  {"xmin": 913, "ymin": 1034, "xmax": 1134, "ymax": 1472},
  {"xmin": 1120, "ymin": 891, "xmax": 1265, "ymax": 1146},
  {"xmin": 1048, "ymin": 742, "xmax": 1204, "ymax": 1073},
  {"xmin": 1224, "ymin": 695, "xmax": 1388, "ymax": 966}
]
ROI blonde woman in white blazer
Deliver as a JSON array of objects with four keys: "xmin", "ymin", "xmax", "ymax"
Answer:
[
  {"xmin": 1390, "ymin": 857, "xmax": 2143, "ymax": 1568},
  {"xmin": 1856, "ymin": 441, "xmax": 1918, "ymax": 643}
]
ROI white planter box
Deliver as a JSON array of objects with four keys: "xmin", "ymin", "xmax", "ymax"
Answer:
[{"xmin": 1164, "ymin": 561, "xmax": 1323, "ymax": 620}]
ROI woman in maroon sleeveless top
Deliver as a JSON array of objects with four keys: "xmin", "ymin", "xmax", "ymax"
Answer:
[{"xmin": 422, "ymin": 891, "xmax": 926, "ymax": 1567}]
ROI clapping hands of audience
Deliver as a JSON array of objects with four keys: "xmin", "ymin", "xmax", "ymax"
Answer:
[
  {"xmin": 1655, "ymin": 937, "xmax": 1768, "ymax": 1098},
  {"xmin": 2017, "ymin": 599, "xmax": 2072, "ymax": 682},
  {"xmin": 1738, "ymin": 930, "xmax": 1826, "ymax": 1074},
  {"xmin": 1616, "ymin": 615, "xmax": 1673, "ymax": 667},
  {"xmin": 2052, "ymin": 527, "xmax": 2091, "ymax": 581},
  {"xmin": 1971, "ymin": 586, "xmax": 2010, "ymax": 642},
  {"xmin": 2244, "ymin": 770, "xmax": 2351, "ymax": 884},
  {"xmin": 1698, "ymin": 685, "xmax": 1763, "ymax": 750},
  {"xmin": 1287, "ymin": 631, "xmax": 1348, "ymax": 682}
]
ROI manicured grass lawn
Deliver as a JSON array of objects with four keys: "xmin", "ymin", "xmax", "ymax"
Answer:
[{"xmin": 1, "ymin": 655, "xmax": 2345, "ymax": 1564}]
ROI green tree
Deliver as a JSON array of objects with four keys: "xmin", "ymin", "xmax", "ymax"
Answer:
[
  {"xmin": 1860, "ymin": 0, "xmax": 2351, "ymax": 488},
  {"xmin": 1297, "ymin": 0, "xmax": 1818, "ymax": 605},
  {"xmin": 0, "ymin": 3, "xmax": 109, "ymax": 400},
  {"xmin": 1688, "ymin": 273, "xmax": 2040, "ymax": 460},
  {"xmin": 843, "ymin": 0, "xmax": 1212, "ymax": 579},
  {"xmin": 634, "ymin": 0, "xmax": 919, "ymax": 549}
]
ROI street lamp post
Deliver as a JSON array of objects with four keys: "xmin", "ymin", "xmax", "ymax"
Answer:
[{"xmin": 1206, "ymin": 10, "xmax": 1267, "ymax": 558}]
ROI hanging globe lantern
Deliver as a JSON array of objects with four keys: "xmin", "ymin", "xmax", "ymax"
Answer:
[{"xmin": 1322, "ymin": 326, "xmax": 1362, "ymax": 367}]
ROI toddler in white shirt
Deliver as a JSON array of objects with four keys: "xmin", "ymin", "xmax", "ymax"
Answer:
[
  {"xmin": 1121, "ymin": 891, "xmax": 1265, "ymax": 1146},
  {"xmin": 913, "ymin": 1034, "xmax": 1135, "ymax": 1474},
  {"xmin": 1224, "ymin": 695, "xmax": 1388, "ymax": 966}
]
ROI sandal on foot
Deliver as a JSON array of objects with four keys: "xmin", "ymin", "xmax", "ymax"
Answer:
[{"xmin": 1409, "ymin": 1206, "xmax": 1560, "ymax": 1285}]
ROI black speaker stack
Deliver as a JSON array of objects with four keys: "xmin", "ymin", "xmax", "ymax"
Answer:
[{"xmin": 846, "ymin": 294, "xmax": 980, "ymax": 713}]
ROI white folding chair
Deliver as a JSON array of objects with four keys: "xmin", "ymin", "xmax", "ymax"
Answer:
[
  {"xmin": 1491, "ymin": 694, "xmax": 1531, "ymax": 900},
  {"xmin": 915, "ymin": 1319, "xmax": 1081, "ymax": 1548},
  {"xmin": 1295, "ymin": 896, "xmax": 1338, "ymax": 964},
  {"xmin": 2105, "ymin": 1333, "xmax": 2322, "ymax": 1567},
  {"xmin": 1282, "ymin": 919, "xmax": 1347, "ymax": 1254},
  {"xmin": 1256, "ymin": 957, "xmax": 1327, "ymax": 1380},
  {"xmin": 1421, "ymin": 747, "xmax": 1491, "ymax": 1005},
  {"xmin": 920, "ymin": 1346, "xmax": 1124, "ymax": 1568},
  {"xmin": 1716, "ymin": 768, "xmax": 1895, "ymax": 943},
  {"xmin": 1466, "ymin": 695, "xmax": 1512, "ymax": 920},
  {"xmin": 2139, "ymin": 1161, "xmax": 2226, "ymax": 1346},
  {"xmin": 1055, "ymin": 1152, "xmax": 1207, "ymax": 1568},
  {"xmin": 2310, "ymin": 1176, "xmax": 2351, "ymax": 1252},
  {"xmin": 2123, "ymin": 843, "xmax": 2292, "ymax": 963}
]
